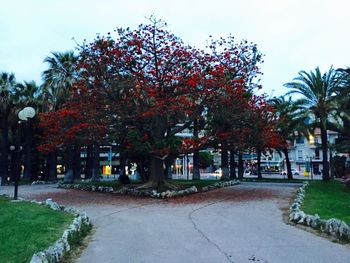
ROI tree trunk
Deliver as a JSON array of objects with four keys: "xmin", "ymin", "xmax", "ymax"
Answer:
[
  {"xmin": 118, "ymin": 151, "xmax": 130, "ymax": 184},
  {"xmin": 148, "ymin": 156, "xmax": 165, "ymax": 191},
  {"xmin": 0, "ymin": 126, "xmax": 9, "ymax": 185},
  {"xmin": 31, "ymin": 149, "xmax": 39, "ymax": 181},
  {"xmin": 91, "ymin": 144, "xmax": 100, "ymax": 182},
  {"xmin": 192, "ymin": 118, "xmax": 200, "ymax": 180},
  {"xmin": 64, "ymin": 145, "xmax": 74, "ymax": 183},
  {"xmin": 22, "ymin": 125, "xmax": 33, "ymax": 181},
  {"xmin": 137, "ymin": 161, "xmax": 148, "ymax": 182},
  {"xmin": 73, "ymin": 144, "xmax": 81, "ymax": 181},
  {"xmin": 84, "ymin": 145, "xmax": 92, "ymax": 179},
  {"xmin": 229, "ymin": 150, "xmax": 237, "ymax": 179},
  {"xmin": 192, "ymin": 150, "xmax": 200, "ymax": 180},
  {"xmin": 329, "ymin": 151, "xmax": 334, "ymax": 178},
  {"xmin": 164, "ymin": 157, "xmax": 173, "ymax": 180},
  {"xmin": 238, "ymin": 152, "xmax": 244, "ymax": 179},
  {"xmin": 320, "ymin": 126, "xmax": 330, "ymax": 181},
  {"xmin": 283, "ymin": 148, "xmax": 293, "ymax": 180},
  {"xmin": 257, "ymin": 149, "xmax": 262, "ymax": 179},
  {"xmin": 10, "ymin": 151, "xmax": 17, "ymax": 181},
  {"xmin": 47, "ymin": 152, "xmax": 57, "ymax": 181},
  {"xmin": 221, "ymin": 144, "xmax": 229, "ymax": 180}
]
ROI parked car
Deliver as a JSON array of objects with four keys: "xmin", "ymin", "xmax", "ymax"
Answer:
[
  {"xmin": 243, "ymin": 169, "xmax": 258, "ymax": 176},
  {"xmin": 243, "ymin": 169, "xmax": 251, "ymax": 176},
  {"xmin": 280, "ymin": 168, "xmax": 299, "ymax": 176},
  {"xmin": 214, "ymin": 169, "xmax": 222, "ymax": 175}
]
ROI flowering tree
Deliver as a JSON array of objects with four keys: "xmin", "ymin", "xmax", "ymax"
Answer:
[
  {"xmin": 38, "ymin": 86, "xmax": 107, "ymax": 182},
  {"xmin": 77, "ymin": 18, "xmax": 213, "ymax": 190},
  {"xmin": 40, "ymin": 17, "xmax": 274, "ymax": 189}
]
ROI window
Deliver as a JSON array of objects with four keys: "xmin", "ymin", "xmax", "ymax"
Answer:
[
  {"xmin": 297, "ymin": 150, "xmax": 303, "ymax": 160},
  {"xmin": 315, "ymin": 149, "xmax": 320, "ymax": 159},
  {"xmin": 296, "ymin": 137, "xmax": 304, "ymax": 144}
]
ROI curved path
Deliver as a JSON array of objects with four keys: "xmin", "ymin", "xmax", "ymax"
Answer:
[{"xmin": 1, "ymin": 183, "xmax": 349, "ymax": 263}]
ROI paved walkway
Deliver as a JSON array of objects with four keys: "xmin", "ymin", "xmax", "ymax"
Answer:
[{"xmin": 1, "ymin": 183, "xmax": 350, "ymax": 263}]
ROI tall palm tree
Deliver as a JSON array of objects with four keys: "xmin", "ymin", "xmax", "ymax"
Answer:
[
  {"xmin": 333, "ymin": 67, "xmax": 350, "ymax": 155},
  {"xmin": 42, "ymin": 51, "xmax": 78, "ymax": 109},
  {"xmin": 42, "ymin": 51, "xmax": 79, "ymax": 183},
  {"xmin": 284, "ymin": 67, "xmax": 341, "ymax": 181},
  {"xmin": 270, "ymin": 96, "xmax": 309, "ymax": 179},
  {"xmin": 0, "ymin": 72, "xmax": 17, "ymax": 185},
  {"xmin": 16, "ymin": 81, "xmax": 40, "ymax": 181}
]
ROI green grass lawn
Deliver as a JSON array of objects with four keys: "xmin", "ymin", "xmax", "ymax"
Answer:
[
  {"xmin": 171, "ymin": 179, "xmax": 220, "ymax": 189},
  {"xmin": 78, "ymin": 180, "xmax": 122, "ymax": 188},
  {"xmin": 0, "ymin": 196, "xmax": 74, "ymax": 263},
  {"xmin": 241, "ymin": 178, "xmax": 306, "ymax": 183},
  {"xmin": 301, "ymin": 180, "xmax": 350, "ymax": 225}
]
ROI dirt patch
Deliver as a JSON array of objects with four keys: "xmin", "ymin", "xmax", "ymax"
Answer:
[
  {"xmin": 26, "ymin": 184, "xmax": 293, "ymax": 206},
  {"xmin": 167, "ymin": 187, "xmax": 286, "ymax": 204},
  {"xmin": 27, "ymin": 189, "xmax": 159, "ymax": 206}
]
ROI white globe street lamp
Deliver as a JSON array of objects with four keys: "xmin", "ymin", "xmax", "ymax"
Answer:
[{"xmin": 13, "ymin": 107, "xmax": 36, "ymax": 199}]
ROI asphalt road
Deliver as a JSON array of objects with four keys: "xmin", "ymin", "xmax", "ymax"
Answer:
[{"xmin": 1, "ymin": 183, "xmax": 349, "ymax": 263}]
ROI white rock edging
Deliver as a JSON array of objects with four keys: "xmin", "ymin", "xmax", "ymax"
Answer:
[
  {"xmin": 289, "ymin": 182, "xmax": 350, "ymax": 242},
  {"xmin": 58, "ymin": 180, "xmax": 240, "ymax": 199},
  {"xmin": 30, "ymin": 198, "xmax": 91, "ymax": 263}
]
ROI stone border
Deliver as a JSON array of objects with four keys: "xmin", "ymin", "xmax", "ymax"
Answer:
[
  {"xmin": 31, "ymin": 180, "xmax": 58, "ymax": 185},
  {"xmin": 4, "ymin": 196, "xmax": 92, "ymax": 263},
  {"xmin": 58, "ymin": 180, "xmax": 240, "ymax": 199},
  {"xmin": 289, "ymin": 182, "xmax": 350, "ymax": 242}
]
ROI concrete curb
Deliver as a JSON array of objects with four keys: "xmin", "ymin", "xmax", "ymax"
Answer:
[
  {"xmin": 289, "ymin": 182, "xmax": 350, "ymax": 242},
  {"xmin": 0, "ymin": 194, "xmax": 91, "ymax": 263},
  {"xmin": 57, "ymin": 180, "xmax": 240, "ymax": 199},
  {"xmin": 28, "ymin": 198, "xmax": 91, "ymax": 263}
]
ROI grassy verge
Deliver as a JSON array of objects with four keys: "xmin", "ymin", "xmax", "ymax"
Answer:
[
  {"xmin": 77, "ymin": 180, "xmax": 121, "ymax": 188},
  {"xmin": 171, "ymin": 179, "xmax": 220, "ymax": 189},
  {"xmin": 0, "ymin": 196, "xmax": 74, "ymax": 263},
  {"xmin": 60, "ymin": 223, "xmax": 93, "ymax": 263},
  {"xmin": 301, "ymin": 180, "xmax": 350, "ymax": 225},
  {"xmin": 241, "ymin": 178, "xmax": 306, "ymax": 183}
]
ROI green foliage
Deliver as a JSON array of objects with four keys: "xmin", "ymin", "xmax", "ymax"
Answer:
[
  {"xmin": 198, "ymin": 151, "xmax": 213, "ymax": 168},
  {"xmin": 171, "ymin": 179, "xmax": 219, "ymax": 189},
  {"xmin": 301, "ymin": 181, "xmax": 350, "ymax": 225},
  {"xmin": 0, "ymin": 196, "xmax": 73, "ymax": 263},
  {"xmin": 67, "ymin": 222, "xmax": 92, "ymax": 248},
  {"xmin": 331, "ymin": 156, "xmax": 347, "ymax": 178}
]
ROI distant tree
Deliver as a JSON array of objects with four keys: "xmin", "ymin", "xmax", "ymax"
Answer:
[
  {"xmin": 0, "ymin": 72, "xmax": 17, "ymax": 185},
  {"xmin": 16, "ymin": 81, "xmax": 40, "ymax": 181},
  {"xmin": 270, "ymin": 96, "xmax": 309, "ymax": 179},
  {"xmin": 284, "ymin": 67, "xmax": 342, "ymax": 181},
  {"xmin": 40, "ymin": 51, "xmax": 82, "ymax": 183},
  {"xmin": 198, "ymin": 151, "xmax": 213, "ymax": 168}
]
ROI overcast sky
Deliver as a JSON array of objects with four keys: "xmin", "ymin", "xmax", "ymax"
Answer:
[{"xmin": 1, "ymin": 0, "xmax": 349, "ymax": 96}]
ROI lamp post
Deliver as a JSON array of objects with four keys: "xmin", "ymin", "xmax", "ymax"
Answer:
[
  {"xmin": 12, "ymin": 107, "xmax": 36, "ymax": 200},
  {"xmin": 306, "ymin": 154, "xmax": 314, "ymax": 181},
  {"xmin": 310, "ymin": 155, "xmax": 314, "ymax": 181},
  {"xmin": 9, "ymin": 145, "xmax": 22, "ymax": 199}
]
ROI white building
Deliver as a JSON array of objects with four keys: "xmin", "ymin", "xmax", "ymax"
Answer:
[{"xmin": 261, "ymin": 128, "xmax": 339, "ymax": 174}]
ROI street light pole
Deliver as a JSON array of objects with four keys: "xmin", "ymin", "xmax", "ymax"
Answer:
[
  {"xmin": 12, "ymin": 107, "xmax": 36, "ymax": 200},
  {"xmin": 310, "ymin": 156, "xmax": 313, "ymax": 180}
]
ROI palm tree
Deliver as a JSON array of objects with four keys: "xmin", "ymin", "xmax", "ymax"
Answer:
[
  {"xmin": 16, "ymin": 81, "xmax": 40, "ymax": 181},
  {"xmin": 284, "ymin": 67, "xmax": 341, "ymax": 181},
  {"xmin": 332, "ymin": 68, "xmax": 350, "ymax": 155},
  {"xmin": 270, "ymin": 96, "xmax": 309, "ymax": 179},
  {"xmin": 0, "ymin": 72, "xmax": 17, "ymax": 185},
  {"xmin": 42, "ymin": 51, "xmax": 78, "ymax": 108},
  {"xmin": 42, "ymin": 51, "xmax": 79, "ymax": 183}
]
